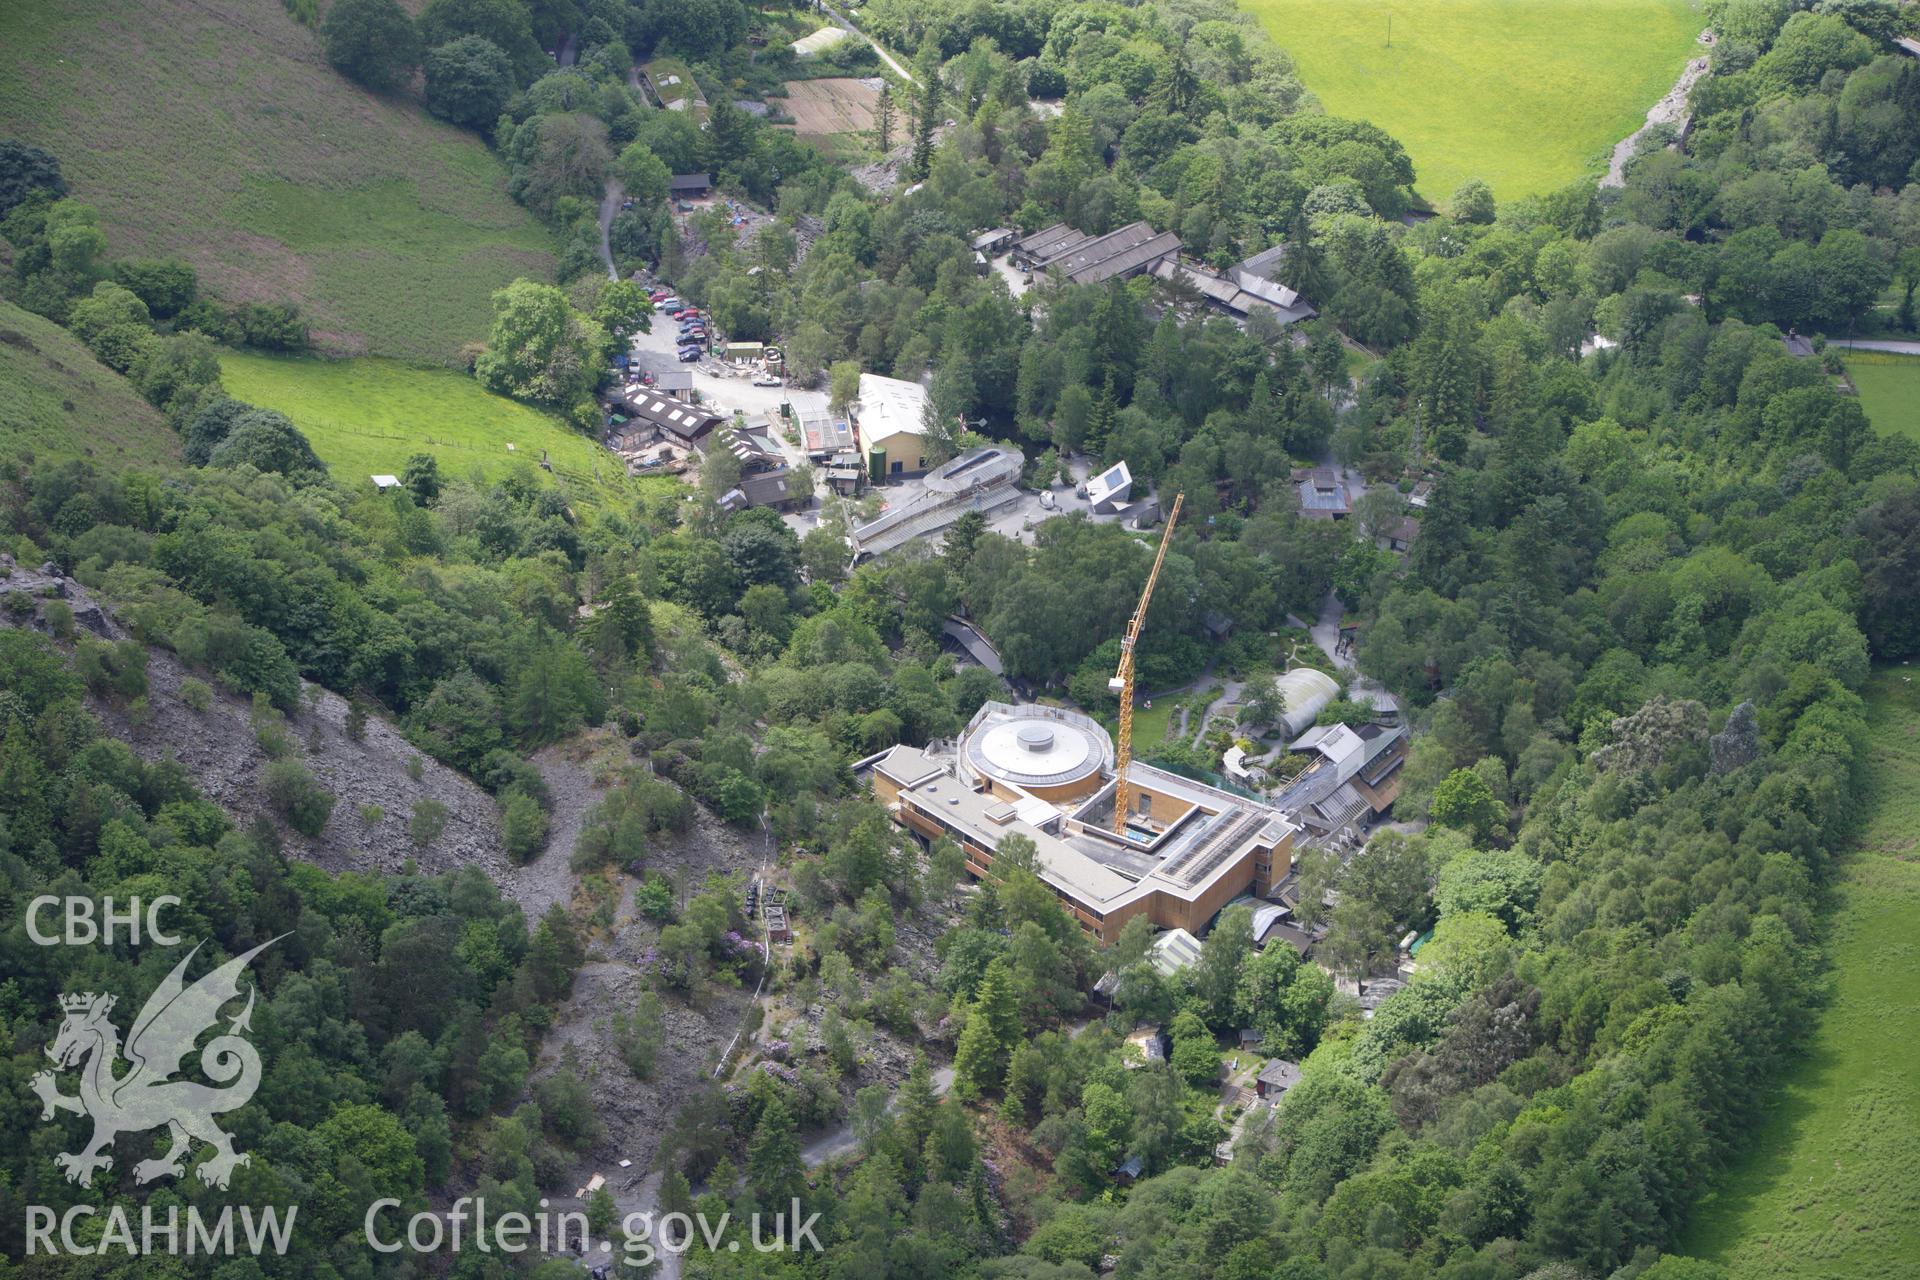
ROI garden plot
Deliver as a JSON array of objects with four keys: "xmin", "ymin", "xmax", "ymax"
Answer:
[{"xmin": 780, "ymin": 77, "xmax": 883, "ymax": 138}]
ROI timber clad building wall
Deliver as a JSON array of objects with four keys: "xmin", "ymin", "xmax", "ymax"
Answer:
[{"xmin": 865, "ymin": 703, "xmax": 1296, "ymax": 945}]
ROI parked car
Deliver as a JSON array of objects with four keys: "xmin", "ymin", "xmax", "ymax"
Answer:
[
  {"xmin": 751, "ymin": 374, "xmax": 781, "ymax": 387},
  {"xmin": 678, "ymin": 349, "xmax": 700, "ymax": 362}
]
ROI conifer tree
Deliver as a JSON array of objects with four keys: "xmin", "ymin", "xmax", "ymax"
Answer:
[{"xmin": 953, "ymin": 958, "xmax": 1021, "ymax": 1097}]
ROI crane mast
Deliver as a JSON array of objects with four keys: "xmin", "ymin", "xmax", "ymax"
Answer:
[{"xmin": 1110, "ymin": 492, "xmax": 1183, "ymax": 834}]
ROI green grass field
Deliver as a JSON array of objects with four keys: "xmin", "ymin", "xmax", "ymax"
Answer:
[
  {"xmin": 0, "ymin": 300, "xmax": 180, "ymax": 472},
  {"xmin": 0, "ymin": 0, "xmax": 554, "ymax": 364},
  {"xmin": 1245, "ymin": 0, "xmax": 1703, "ymax": 202},
  {"xmin": 220, "ymin": 353, "xmax": 636, "ymax": 506},
  {"xmin": 1680, "ymin": 667, "xmax": 1920, "ymax": 1278},
  {"xmin": 1844, "ymin": 352, "xmax": 1920, "ymax": 443}
]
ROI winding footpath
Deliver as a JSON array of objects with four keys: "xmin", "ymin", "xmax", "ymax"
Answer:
[
  {"xmin": 594, "ymin": 64, "xmax": 654, "ymax": 282},
  {"xmin": 1602, "ymin": 31, "xmax": 1714, "ymax": 188}
]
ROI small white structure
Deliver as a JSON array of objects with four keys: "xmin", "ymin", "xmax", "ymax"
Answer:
[
  {"xmin": 791, "ymin": 26, "xmax": 850, "ymax": 57},
  {"xmin": 1086, "ymin": 460, "xmax": 1133, "ymax": 514},
  {"xmin": 1271, "ymin": 668, "xmax": 1340, "ymax": 739},
  {"xmin": 371, "ymin": 474, "xmax": 402, "ymax": 490},
  {"xmin": 1223, "ymin": 744, "xmax": 1265, "ymax": 786}
]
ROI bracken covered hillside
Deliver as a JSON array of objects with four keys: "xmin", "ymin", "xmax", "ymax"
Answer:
[
  {"xmin": 0, "ymin": 297, "xmax": 180, "ymax": 470},
  {"xmin": 0, "ymin": 0, "xmax": 554, "ymax": 362}
]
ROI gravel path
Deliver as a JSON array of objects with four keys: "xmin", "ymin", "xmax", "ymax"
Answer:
[
  {"xmin": 597, "ymin": 177, "xmax": 622, "ymax": 282},
  {"xmin": 799, "ymin": 1065, "xmax": 955, "ymax": 1167},
  {"xmin": 1602, "ymin": 31, "xmax": 1714, "ymax": 188},
  {"xmin": 500, "ymin": 743, "xmax": 602, "ymax": 920},
  {"xmin": 1830, "ymin": 339, "xmax": 1920, "ymax": 356}
]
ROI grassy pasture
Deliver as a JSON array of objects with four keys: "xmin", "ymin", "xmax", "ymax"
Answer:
[
  {"xmin": 1244, "ymin": 0, "xmax": 1702, "ymax": 202},
  {"xmin": 1680, "ymin": 667, "xmax": 1920, "ymax": 1278},
  {"xmin": 1843, "ymin": 352, "xmax": 1920, "ymax": 443},
  {"xmin": 0, "ymin": 301, "xmax": 180, "ymax": 472},
  {"xmin": 0, "ymin": 0, "xmax": 553, "ymax": 364},
  {"xmin": 219, "ymin": 353, "xmax": 636, "ymax": 507}
]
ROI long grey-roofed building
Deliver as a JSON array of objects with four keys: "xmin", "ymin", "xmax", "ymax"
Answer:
[
  {"xmin": 1012, "ymin": 220, "xmax": 1185, "ymax": 286},
  {"xmin": 613, "ymin": 387, "xmax": 725, "ymax": 445},
  {"xmin": 1151, "ymin": 257, "xmax": 1317, "ymax": 325},
  {"xmin": 1010, "ymin": 222, "xmax": 1088, "ymax": 268}
]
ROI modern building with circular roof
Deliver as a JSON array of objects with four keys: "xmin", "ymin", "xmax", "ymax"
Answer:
[{"xmin": 960, "ymin": 703, "xmax": 1113, "ymax": 801}]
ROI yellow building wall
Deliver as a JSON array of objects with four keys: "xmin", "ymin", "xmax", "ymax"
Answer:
[{"xmin": 862, "ymin": 428, "xmax": 928, "ymax": 477}]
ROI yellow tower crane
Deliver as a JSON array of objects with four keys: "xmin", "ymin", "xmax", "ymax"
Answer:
[{"xmin": 1109, "ymin": 492, "xmax": 1184, "ymax": 834}]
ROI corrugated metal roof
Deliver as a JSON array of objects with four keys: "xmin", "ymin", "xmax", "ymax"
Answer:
[
  {"xmin": 1015, "ymin": 222, "xmax": 1084, "ymax": 258},
  {"xmin": 1149, "ymin": 928, "xmax": 1203, "ymax": 975},
  {"xmin": 1063, "ymin": 229, "xmax": 1182, "ymax": 284},
  {"xmin": 1038, "ymin": 220, "xmax": 1157, "ymax": 275}
]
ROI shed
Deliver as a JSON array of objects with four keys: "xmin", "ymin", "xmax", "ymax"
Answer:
[
  {"xmin": 652, "ymin": 368, "xmax": 695, "ymax": 400},
  {"xmin": 371, "ymin": 474, "xmax": 402, "ymax": 490},
  {"xmin": 744, "ymin": 468, "xmax": 805, "ymax": 509},
  {"xmin": 668, "ymin": 173, "xmax": 713, "ymax": 196},
  {"xmin": 971, "ymin": 227, "xmax": 1016, "ymax": 254},
  {"xmin": 1377, "ymin": 515, "xmax": 1421, "ymax": 555}
]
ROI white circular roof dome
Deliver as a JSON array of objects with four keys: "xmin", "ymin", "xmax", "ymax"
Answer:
[{"xmin": 967, "ymin": 709, "xmax": 1109, "ymax": 789}]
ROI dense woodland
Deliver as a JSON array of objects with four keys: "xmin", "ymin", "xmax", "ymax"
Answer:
[{"xmin": 4, "ymin": 0, "xmax": 1920, "ymax": 1277}]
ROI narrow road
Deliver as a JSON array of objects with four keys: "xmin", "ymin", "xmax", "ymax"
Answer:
[
  {"xmin": 1831, "ymin": 339, "xmax": 1920, "ymax": 356},
  {"xmin": 593, "ymin": 63, "xmax": 654, "ymax": 282},
  {"xmin": 1309, "ymin": 589, "xmax": 1354, "ymax": 674},
  {"xmin": 818, "ymin": 1, "xmax": 914, "ymax": 83}
]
